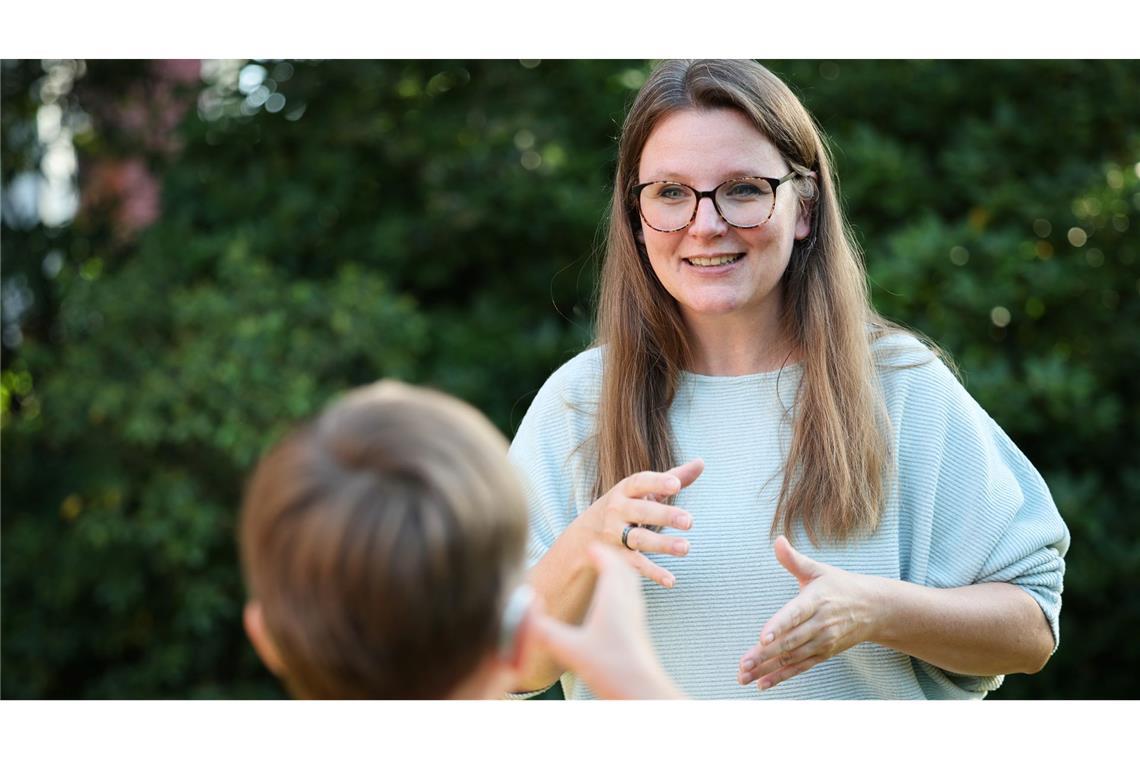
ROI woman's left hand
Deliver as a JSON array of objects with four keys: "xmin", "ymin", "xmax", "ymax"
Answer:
[{"xmin": 738, "ymin": 536, "xmax": 884, "ymax": 691}]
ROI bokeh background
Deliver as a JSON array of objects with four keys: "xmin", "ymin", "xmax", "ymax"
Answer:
[{"xmin": 1, "ymin": 59, "xmax": 1137, "ymax": 699}]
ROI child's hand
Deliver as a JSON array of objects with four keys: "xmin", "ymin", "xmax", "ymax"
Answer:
[{"xmin": 531, "ymin": 542, "xmax": 683, "ymax": 699}]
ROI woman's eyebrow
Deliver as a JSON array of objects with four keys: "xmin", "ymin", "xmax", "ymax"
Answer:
[
  {"xmin": 636, "ymin": 169, "xmax": 689, "ymax": 183},
  {"xmin": 640, "ymin": 169, "xmax": 771, "ymax": 184}
]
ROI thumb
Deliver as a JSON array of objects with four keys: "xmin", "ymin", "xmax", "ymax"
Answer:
[
  {"xmin": 531, "ymin": 611, "xmax": 587, "ymax": 667},
  {"xmin": 774, "ymin": 535, "xmax": 820, "ymax": 582},
  {"xmin": 588, "ymin": 541, "xmax": 635, "ymax": 577}
]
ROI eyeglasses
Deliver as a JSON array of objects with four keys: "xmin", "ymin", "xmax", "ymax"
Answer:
[{"xmin": 632, "ymin": 172, "xmax": 799, "ymax": 233}]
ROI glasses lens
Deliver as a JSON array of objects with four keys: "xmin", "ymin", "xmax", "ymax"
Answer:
[
  {"xmin": 715, "ymin": 178, "xmax": 775, "ymax": 227},
  {"xmin": 639, "ymin": 183, "xmax": 696, "ymax": 231}
]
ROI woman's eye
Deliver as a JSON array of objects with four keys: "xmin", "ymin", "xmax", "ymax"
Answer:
[
  {"xmin": 656, "ymin": 184, "xmax": 690, "ymax": 200},
  {"xmin": 724, "ymin": 181, "xmax": 767, "ymax": 198}
]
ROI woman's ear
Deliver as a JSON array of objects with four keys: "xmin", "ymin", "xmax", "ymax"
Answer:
[
  {"xmin": 244, "ymin": 600, "xmax": 286, "ymax": 676},
  {"xmin": 794, "ymin": 202, "xmax": 813, "ymax": 241},
  {"xmin": 794, "ymin": 173, "xmax": 818, "ymax": 241}
]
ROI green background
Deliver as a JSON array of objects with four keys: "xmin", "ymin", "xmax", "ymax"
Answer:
[{"xmin": 2, "ymin": 59, "xmax": 1137, "ymax": 698}]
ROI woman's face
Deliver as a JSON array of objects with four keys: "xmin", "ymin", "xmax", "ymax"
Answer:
[{"xmin": 636, "ymin": 108, "xmax": 811, "ymax": 326}]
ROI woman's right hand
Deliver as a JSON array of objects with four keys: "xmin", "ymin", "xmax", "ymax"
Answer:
[{"xmin": 586, "ymin": 458, "xmax": 703, "ymax": 589}]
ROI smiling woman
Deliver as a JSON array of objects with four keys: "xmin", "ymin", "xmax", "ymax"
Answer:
[
  {"xmin": 509, "ymin": 59, "xmax": 1069, "ymax": 700},
  {"xmin": 634, "ymin": 109, "xmax": 810, "ymax": 372}
]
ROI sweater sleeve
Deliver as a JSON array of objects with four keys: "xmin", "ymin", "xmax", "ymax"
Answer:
[
  {"xmin": 508, "ymin": 349, "xmax": 602, "ymax": 569},
  {"xmin": 889, "ymin": 349, "xmax": 1070, "ymax": 695}
]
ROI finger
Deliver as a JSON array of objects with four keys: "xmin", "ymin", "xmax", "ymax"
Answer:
[
  {"xmin": 586, "ymin": 542, "xmax": 647, "ymax": 617},
  {"xmin": 665, "ymin": 458, "xmax": 704, "ymax": 488},
  {"xmin": 773, "ymin": 535, "xmax": 822, "ymax": 584},
  {"xmin": 756, "ymin": 654, "xmax": 825, "ymax": 692},
  {"xmin": 622, "ymin": 525, "xmax": 690, "ymax": 557},
  {"xmin": 738, "ymin": 634, "xmax": 820, "ymax": 684},
  {"xmin": 761, "ymin": 592, "xmax": 819, "ymax": 649},
  {"xmin": 621, "ymin": 497, "xmax": 693, "ymax": 531},
  {"xmin": 587, "ymin": 543, "xmax": 643, "ymax": 590},
  {"xmin": 624, "ymin": 550, "xmax": 676, "ymax": 589},
  {"xmin": 739, "ymin": 654, "xmax": 781, "ymax": 685},
  {"xmin": 587, "ymin": 542, "xmax": 634, "ymax": 574},
  {"xmin": 622, "ymin": 471, "xmax": 683, "ymax": 500},
  {"xmin": 750, "ymin": 620, "xmax": 816, "ymax": 667},
  {"xmin": 532, "ymin": 611, "xmax": 588, "ymax": 666},
  {"xmin": 740, "ymin": 597, "xmax": 818, "ymax": 664}
]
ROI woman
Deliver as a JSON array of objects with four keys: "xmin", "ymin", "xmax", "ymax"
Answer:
[{"xmin": 509, "ymin": 59, "xmax": 1069, "ymax": 699}]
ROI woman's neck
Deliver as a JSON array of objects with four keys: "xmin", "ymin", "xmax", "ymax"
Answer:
[{"xmin": 681, "ymin": 299, "xmax": 796, "ymax": 376}]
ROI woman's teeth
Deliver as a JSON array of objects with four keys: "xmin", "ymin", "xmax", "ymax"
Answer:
[{"xmin": 687, "ymin": 254, "xmax": 743, "ymax": 267}]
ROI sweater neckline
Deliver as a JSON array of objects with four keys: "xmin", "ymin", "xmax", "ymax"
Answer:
[{"xmin": 679, "ymin": 361, "xmax": 802, "ymax": 384}]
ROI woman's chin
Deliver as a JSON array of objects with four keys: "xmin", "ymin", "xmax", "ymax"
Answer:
[{"xmin": 675, "ymin": 288, "xmax": 760, "ymax": 317}]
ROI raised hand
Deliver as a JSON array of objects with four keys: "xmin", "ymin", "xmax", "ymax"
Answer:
[
  {"xmin": 737, "ymin": 535, "xmax": 881, "ymax": 691},
  {"xmin": 588, "ymin": 458, "xmax": 703, "ymax": 589},
  {"xmin": 532, "ymin": 543, "xmax": 683, "ymax": 699}
]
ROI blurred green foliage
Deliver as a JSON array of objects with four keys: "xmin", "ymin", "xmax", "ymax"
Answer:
[{"xmin": 2, "ymin": 60, "xmax": 1137, "ymax": 698}]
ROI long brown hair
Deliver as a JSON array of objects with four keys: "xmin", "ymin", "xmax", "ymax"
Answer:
[
  {"xmin": 595, "ymin": 59, "xmax": 905, "ymax": 545},
  {"xmin": 239, "ymin": 381, "xmax": 528, "ymax": 698}
]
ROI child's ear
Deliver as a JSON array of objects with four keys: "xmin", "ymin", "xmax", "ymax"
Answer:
[
  {"xmin": 244, "ymin": 600, "xmax": 286, "ymax": 676},
  {"xmin": 504, "ymin": 595, "xmax": 541, "ymax": 671}
]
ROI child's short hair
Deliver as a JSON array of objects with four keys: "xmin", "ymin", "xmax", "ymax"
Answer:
[{"xmin": 239, "ymin": 381, "xmax": 528, "ymax": 698}]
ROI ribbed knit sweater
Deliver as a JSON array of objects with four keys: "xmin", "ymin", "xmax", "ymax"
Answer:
[{"xmin": 508, "ymin": 334, "xmax": 1069, "ymax": 699}]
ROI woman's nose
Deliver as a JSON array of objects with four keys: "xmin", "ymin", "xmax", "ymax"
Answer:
[{"xmin": 688, "ymin": 196, "xmax": 728, "ymax": 237}]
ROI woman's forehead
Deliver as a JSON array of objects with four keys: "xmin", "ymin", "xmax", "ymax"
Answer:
[{"xmin": 638, "ymin": 108, "xmax": 786, "ymax": 183}]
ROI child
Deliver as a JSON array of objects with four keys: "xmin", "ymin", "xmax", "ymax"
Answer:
[{"xmin": 239, "ymin": 380, "xmax": 680, "ymax": 699}]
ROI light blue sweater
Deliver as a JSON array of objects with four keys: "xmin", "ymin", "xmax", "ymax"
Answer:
[{"xmin": 509, "ymin": 334, "xmax": 1069, "ymax": 699}]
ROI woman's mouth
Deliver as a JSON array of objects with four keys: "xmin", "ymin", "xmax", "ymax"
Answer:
[{"xmin": 684, "ymin": 253, "xmax": 744, "ymax": 270}]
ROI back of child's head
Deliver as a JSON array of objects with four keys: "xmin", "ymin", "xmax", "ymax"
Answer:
[{"xmin": 239, "ymin": 380, "xmax": 528, "ymax": 698}]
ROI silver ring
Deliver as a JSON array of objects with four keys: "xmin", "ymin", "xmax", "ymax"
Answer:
[{"xmin": 621, "ymin": 524, "xmax": 635, "ymax": 550}]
